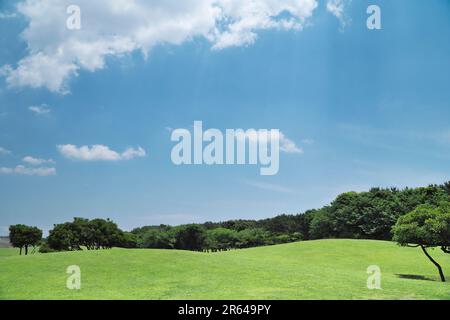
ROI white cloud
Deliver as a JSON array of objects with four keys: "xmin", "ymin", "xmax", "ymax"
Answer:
[
  {"xmin": 0, "ymin": 165, "xmax": 56, "ymax": 176},
  {"xmin": 29, "ymin": 104, "xmax": 51, "ymax": 115},
  {"xmin": 23, "ymin": 156, "xmax": 55, "ymax": 166},
  {"xmin": 121, "ymin": 147, "xmax": 147, "ymax": 160},
  {"xmin": 211, "ymin": 0, "xmax": 318, "ymax": 50},
  {"xmin": 236, "ymin": 130, "xmax": 303, "ymax": 154},
  {"xmin": 0, "ymin": 147, "xmax": 11, "ymax": 156},
  {"xmin": 326, "ymin": 0, "xmax": 351, "ymax": 29},
  {"xmin": 279, "ymin": 132, "xmax": 303, "ymax": 154},
  {"xmin": 2, "ymin": 0, "xmax": 320, "ymax": 92},
  {"xmin": 57, "ymin": 144, "xmax": 146, "ymax": 161}
]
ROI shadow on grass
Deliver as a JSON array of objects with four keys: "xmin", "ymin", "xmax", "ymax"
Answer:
[{"xmin": 395, "ymin": 274, "xmax": 435, "ymax": 282}]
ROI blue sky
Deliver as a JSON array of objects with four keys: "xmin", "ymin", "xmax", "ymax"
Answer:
[{"xmin": 1, "ymin": 0, "xmax": 450, "ymax": 235}]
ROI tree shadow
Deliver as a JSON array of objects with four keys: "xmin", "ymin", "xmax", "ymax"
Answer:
[{"xmin": 395, "ymin": 274, "xmax": 435, "ymax": 282}]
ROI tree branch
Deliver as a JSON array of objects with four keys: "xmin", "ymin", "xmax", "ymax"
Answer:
[{"xmin": 441, "ymin": 246, "xmax": 450, "ymax": 254}]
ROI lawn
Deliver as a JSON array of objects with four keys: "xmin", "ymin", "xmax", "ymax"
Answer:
[{"xmin": 1, "ymin": 239, "xmax": 450, "ymax": 300}]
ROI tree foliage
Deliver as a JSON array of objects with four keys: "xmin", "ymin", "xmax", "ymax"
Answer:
[
  {"xmin": 174, "ymin": 225, "xmax": 207, "ymax": 251},
  {"xmin": 9, "ymin": 225, "xmax": 42, "ymax": 255},
  {"xmin": 392, "ymin": 203, "xmax": 450, "ymax": 282},
  {"xmin": 46, "ymin": 218, "xmax": 131, "ymax": 251}
]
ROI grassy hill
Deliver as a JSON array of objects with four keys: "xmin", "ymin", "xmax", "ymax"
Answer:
[{"xmin": 1, "ymin": 239, "xmax": 450, "ymax": 300}]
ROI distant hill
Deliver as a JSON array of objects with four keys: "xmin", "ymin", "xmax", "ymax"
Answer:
[{"xmin": 0, "ymin": 237, "xmax": 11, "ymax": 248}]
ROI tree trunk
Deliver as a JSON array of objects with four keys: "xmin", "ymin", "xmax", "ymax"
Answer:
[
  {"xmin": 25, "ymin": 245, "xmax": 28, "ymax": 256},
  {"xmin": 19, "ymin": 247, "xmax": 22, "ymax": 255},
  {"xmin": 421, "ymin": 245, "xmax": 445, "ymax": 282}
]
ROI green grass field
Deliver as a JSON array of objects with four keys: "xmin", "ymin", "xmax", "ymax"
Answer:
[{"xmin": 1, "ymin": 239, "xmax": 450, "ymax": 300}]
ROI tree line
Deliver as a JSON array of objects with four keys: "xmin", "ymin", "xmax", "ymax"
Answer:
[
  {"xmin": 8, "ymin": 182, "xmax": 450, "ymax": 273},
  {"xmin": 131, "ymin": 183, "xmax": 450, "ymax": 250}
]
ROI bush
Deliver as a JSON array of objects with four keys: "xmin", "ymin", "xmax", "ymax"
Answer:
[{"xmin": 38, "ymin": 242, "xmax": 57, "ymax": 253}]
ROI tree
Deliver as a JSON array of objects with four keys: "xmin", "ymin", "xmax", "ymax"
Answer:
[
  {"xmin": 9, "ymin": 225, "xmax": 42, "ymax": 255},
  {"xmin": 259, "ymin": 214, "xmax": 299, "ymax": 234},
  {"xmin": 89, "ymin": 218, "xmax": 123, "ymax": 249},
  {"xmin": 442, "ymin": 181, "xmax": 450, "ymax": 196},
  {"xmin": 118, "ymin": 232, "xmax": 138, "ymax": 248},
  {"xmin": 174, "ymin": 225, "xmax": 207, "ymax": 251},
  {"xmin": 47, "ymin": 218, "xmax": 127, "ymax": 252},
  {"xmin": 140, "ymin": 229, "xmax": 175, "ymax": 249},
  {"xmin": 72, "ymin": 217, "xmax": 95, "ymax": 250},
  {"xmin": 310, "ymin": 186, "xmax": 449, "ymax": 240},
  {"xmin": 392, "ymin": 204, "xmax": 450, "ymax": 282},
  {"xmin": 206, "ymin": 228, "xmax": 238, "ymax": 251},
  {"xmin": 47, "ymin": 222, "xmax": 81, "ymax": 251},
  {"xmin": 424, "ymin": 202, "xmax": 450, "ymax": 256},
  {"xmin": 309, "ymin": 208, "xmax": 334, "ymax": 240},
  {"xmin": 237, "ymin": 228, "xmax": 270, "ymax": 248}
]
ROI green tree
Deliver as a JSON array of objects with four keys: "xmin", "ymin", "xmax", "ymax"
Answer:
[
  {"xmin": 47, "ymin": 222, "xmax": 80, "ymax": 251},
  {"xmin": 89, "ymin": 218, "xmax": 123, "ymax": 249},
  {"xmin": 72, "ymin": 217, "xmax": 95, "ymax": 250},
  {"xmin": 47, "ymin": 218, "xmax": 126, "ymax": 251},
  {"xmin": 237, "ymin": 228, "xmax": 270, "ymax": 248},
  {"xmin": 309, "ymin": 208, "xmax": 334, "ymax": 240},
  {"xmin": 118, "ymin": 232, "xmax": 138, "ymax": 248},
  {"xmin": 423, "ymin": 202, "xmax": 450, "ymax": 255},
  {"xmin": 174, "ymin": 225, "xmax": 207, "ymax": 251},
  {"xmin": 392, "ymin": 204, "xmax": 450, "ymax": 282},
  {"xmin": 442, "ymin": 181, "xmax": 450, "ymax": 196},
  {"xmin": 140, "ymin": 229, "xmax": 175, "ymax": 249},
  {"xmin": 206, "ymin": 228, "xmax": 239, "ymax": 251},
  {"xmin": 9, "ymin": 225, "xmax": 42, "ymax": 255}
]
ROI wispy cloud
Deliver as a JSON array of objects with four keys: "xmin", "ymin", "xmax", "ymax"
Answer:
[
  {"xmin": 57, "ymin": 144, "xmax": 146, "ymax": 161},
  {"xmin": 29, "ymin": 104, "xmax": 50, "ymax": 115},
  {"xmin": 326, "ymin": 0, "xmax": 351, "ymax": 29},
  {"xmin": 0, "ymin": 147, "xmax": 11, "ymax": 156},
  {"xmin": 0, "ymin": 165, "xmax": 56, "ymax": 176},
  {"xmin": 23, "ymin": 156, "xmax": 55, "ymax": 166},
  {"xmin": 279, "ymin": 133, "xmax": 303, "ymax": 154}
]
